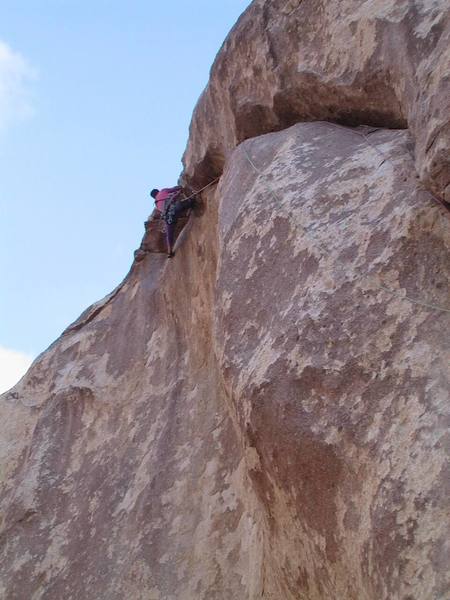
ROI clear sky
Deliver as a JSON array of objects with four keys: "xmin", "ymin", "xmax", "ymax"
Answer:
[{"xmin": 0, "ymin": 0, "xmax": 250, "ymax": 393}]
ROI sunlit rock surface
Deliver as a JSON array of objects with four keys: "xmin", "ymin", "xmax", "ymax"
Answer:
[
  {"xmin": 183, "ymin": 0, "xmax": 450, "ymax": 203},
  {"xmin": 1, "ymin": 1, "xmax": 450, "ymax": 599}
]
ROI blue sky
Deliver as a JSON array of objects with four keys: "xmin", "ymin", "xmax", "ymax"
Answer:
[{"xmin": 0, "ymin": 0, "xmax": 249, "ymax": 392}]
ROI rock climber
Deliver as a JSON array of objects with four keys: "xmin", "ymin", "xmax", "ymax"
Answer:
[{"xmin": 150, "ymin": 186, "xmax": 196, "ymax": 258}]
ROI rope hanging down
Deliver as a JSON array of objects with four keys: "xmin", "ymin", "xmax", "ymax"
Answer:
[{"xmin": 240, "ymin": 132, "xmax": 450, "ymax": 315}]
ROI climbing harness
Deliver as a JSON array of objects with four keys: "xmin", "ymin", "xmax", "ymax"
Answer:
[
  {"xmin": 240, "ymin": 126, "xmax": 450, "ymax": 315},
  {"xmin": 160, "ymin": 178, "xmax": 220, "ymax": 230},
  {"xmin": 163, "ymin": 201, "xmax": 177, "ymax": 225},
  {"xmin": 151, "ymin": 177, "xmax": 221, "ymax": 243},
  {"xmin": 161, "ymin": 191, "xmax": 180, "ymax": 225},
  {"xmin": 158, "ymin": 177, "xmax": 219, "ymax": 213}
]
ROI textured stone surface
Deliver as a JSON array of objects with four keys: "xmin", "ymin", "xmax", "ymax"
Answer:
[
  {"xmin": 134, "ymin": 209, "xmax": 190, "ymax": 260},
  {"xmin": 182, "ymin": 0, "xmax": 450, "ymax": 203},
  {"xmin": 1, "ymin": 1, "xmax": 450, "ymax": 598},
  {"xmin": 0, "ymin": 201, "xmax": 250, "ymax": 599},
  {"xmin": 214, "ymin": 123, "xmax": 450, "ymax": 599},
  {"xmin": 1, "ymin": 121, "xmax": 449, "ymax": 599}
]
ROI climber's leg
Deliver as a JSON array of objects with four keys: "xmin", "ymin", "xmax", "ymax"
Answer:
[
  {"xmin": 166, "ymin": 221, "xmax": 176, "ymax": 258},
  {"xmin": 164, "ymin": 199, "xmax": 196, "ymax": 258}
]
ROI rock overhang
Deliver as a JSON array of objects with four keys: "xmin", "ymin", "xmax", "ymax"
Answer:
[{"xmin": 181, "ymin": 0, "xmax": 450, "ymax": 205}]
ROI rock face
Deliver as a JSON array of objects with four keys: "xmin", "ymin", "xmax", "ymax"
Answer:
[
  {"xmin": 182, "ymin": 0, "xmax": 450, "ymax": 204},
  {"xmin": 1, "ymin": 2, "xmax": 450, "ymax": 600},
  {"xmin": 134, "ymin": 210, "xmax": 190, "ymax": 260}
]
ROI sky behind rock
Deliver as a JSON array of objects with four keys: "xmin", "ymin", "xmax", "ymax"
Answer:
[{"xmin": 0, "ymin": 0, "xmax": 249, "ymax": 393}]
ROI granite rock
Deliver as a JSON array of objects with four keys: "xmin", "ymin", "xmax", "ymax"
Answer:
[{"xmin": 182, "ymin": 0, "xmax": 450, "ymax": 204}]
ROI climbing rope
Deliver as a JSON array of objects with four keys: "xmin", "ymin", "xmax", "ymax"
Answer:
[
  {"xmin": 182, "ymin": 177, "xmax": 220, "ymax": 201},
  {"xmin": 153, "ymin": 177, "xmax": 220, "ymax": 235},
  {"xmin": 240, "ymin": 127, "xmax": 450, "ymax": 315},
  {"xmin": 377, "ymin": 285, "xmax": 450, "ymax": 314},
  {"xmin": 320, "ymin": 122, "xmax": 450, "ymax": 214}
]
